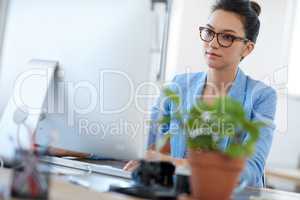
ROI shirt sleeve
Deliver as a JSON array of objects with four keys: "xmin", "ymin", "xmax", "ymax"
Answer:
[
  {"xmin": 147, "ymin": 76, "xmax": 180, "ymax": 148},
  {"xmin": 147, "ymin": 93, "xmax": 171, "ymax": 148},
  {"xmin": 240, "ymin": 87, "xmax": 277, "ymax": 187}
]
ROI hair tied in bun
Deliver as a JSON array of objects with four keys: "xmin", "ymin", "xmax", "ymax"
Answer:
[{"xmin": 250, "ymin": 1, "xmax": 261, "ymax": 16}]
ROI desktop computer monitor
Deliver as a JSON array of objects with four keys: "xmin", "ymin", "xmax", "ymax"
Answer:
[{"xmin": 0, "ymin": 0, "xmax": 169, "ymax": 161}]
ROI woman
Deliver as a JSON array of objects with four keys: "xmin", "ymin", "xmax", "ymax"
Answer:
[{"xmin": 124, "ymin": 0, "xmax": 277, "ymax": 188}]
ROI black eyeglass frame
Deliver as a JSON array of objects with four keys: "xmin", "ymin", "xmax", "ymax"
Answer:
[{"xmin": 199, "ymin": 26, "xmax": 250, "ymax": 48}]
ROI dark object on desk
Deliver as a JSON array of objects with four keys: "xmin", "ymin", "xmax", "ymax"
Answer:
[
  {"xmin": 110, "ymin": 185, "xmax": 177, "ymax": 200},
  {"xmin": 132, "ymin": 160, "xmax": 175, "ymax": 187},
  {"xmin": 110, "ymin": 160, "xmax": 178, "ymax": 199},
  {"xmin": 10, "ymin": 150, "xmax": 50, "ymax": 200},
  {"xmin": 174, "ymin": 174, "xmax": 190, "ymax": 195}
]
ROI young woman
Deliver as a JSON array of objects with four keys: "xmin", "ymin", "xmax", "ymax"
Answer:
[{"xmin": 124, "ymin": 0, "xmax": 277, "ymax": 188}]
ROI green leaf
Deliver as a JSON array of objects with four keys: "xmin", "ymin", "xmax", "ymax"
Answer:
[
  {"xmin": 187, "ymin": 135, "xmax": 217, "ymax": 151},
  {"xmin": 225, "ymin": 144, "xmax": 246, "ymax": 158},
  {"xmin": 163, "ymin": 88, "xmax": 180, "ymax": 106},
  {"xmin": 214, "ymin": 97, "xmax": 245, "ymax": 119},
  {"xmin": 156, "ymin": 92, "xmax": 266, "ymax": 159},
  {"xmin": 243, "ymin": 142, "xmax": 255, "ymax": 155},
  {"xmin": 242, "ymin": 120, "xmax": 260, "ymax": 142},
  {"xmin": 159, "ymin": 115, "xmax": 171, "ymax": 125}
]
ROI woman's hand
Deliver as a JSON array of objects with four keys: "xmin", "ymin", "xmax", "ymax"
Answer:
[
  {"xmin": 123, "ymin": 160, "xmax": 140, "ymax": 172},
  {"xmin": 123, "ymin": 150, "xmax": 166, "ymax": 171},
  {"xmin": 123, "ymin": 150, "xmax": 188, "ymax": 171}
]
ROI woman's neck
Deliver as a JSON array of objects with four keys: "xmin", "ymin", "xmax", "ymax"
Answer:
[{"xmin": 206, "ymin": 67, "xmax": 238, "ymax": 95}]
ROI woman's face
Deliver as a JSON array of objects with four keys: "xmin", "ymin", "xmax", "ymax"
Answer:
[{"xmin": 203, "ymin": 9, "xmax": 254, "ymax": 70}]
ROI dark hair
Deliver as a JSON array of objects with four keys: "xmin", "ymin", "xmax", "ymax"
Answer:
[{"xmin": 212, "ymin": 0, "xmax": 261, "ymax": 43}]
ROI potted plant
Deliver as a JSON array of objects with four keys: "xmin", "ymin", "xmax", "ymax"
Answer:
[{"xmin": 156, "ymin": 88, "xmax": 266, "ymax": 200}]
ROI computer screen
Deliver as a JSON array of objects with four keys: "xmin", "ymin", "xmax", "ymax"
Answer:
[{"xmin": 0, "ymin": 0, "xmax": 168, "ymax": 160}]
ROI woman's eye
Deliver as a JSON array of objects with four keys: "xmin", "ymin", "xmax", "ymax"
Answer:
[
  {"xmin": 221, "ymin": 34, "xmax": 234, "ymax": 41},
  {"xmin": 204, "ymin": 30, "xmax": 214, "ymax": 37}
]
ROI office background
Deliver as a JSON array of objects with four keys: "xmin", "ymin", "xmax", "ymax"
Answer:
[
  {"xmin": 0, "ymin": 0, "xmax": 299, "ymax": 192},
  {"xmin": 163, "ymin": 0, "xmax": 300, "ymax": 191}
]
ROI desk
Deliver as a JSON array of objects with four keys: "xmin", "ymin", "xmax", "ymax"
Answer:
[
  {"xmin": 266, "ymin": 167, "xmax": 300, "ymax": 185},
  {"xmin": 0, "ymin": 168, "xmax": 141, "ymax": 200},
  {"xmin": 1, "ymin": 165, "xmax": 300, "ymax": 200}
]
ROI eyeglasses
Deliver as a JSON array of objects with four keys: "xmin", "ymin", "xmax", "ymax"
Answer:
[{"xmin": 199, "ymin": 26, "xmax": 249, "ymax": 48}]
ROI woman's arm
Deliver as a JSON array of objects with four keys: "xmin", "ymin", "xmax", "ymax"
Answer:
[
  {"xmin": 240, "ymin": 87, "xmax": 277, "ymax": 187},
  {"xmin": 123, "ymin": 148, "xmax": 188, "ymax": 171}
]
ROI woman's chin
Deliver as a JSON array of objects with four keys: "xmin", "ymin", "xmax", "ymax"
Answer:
[
  {"xmin": 207, "ymin": 62, "xmax": 223, "ymax": 70},
  {"xmin": 205, "ymin": 58, "xmax": 222, "ymax": 69},
  {"xmin": 204, "ymin": 56, "xmax": 227, "ymax": 70}
]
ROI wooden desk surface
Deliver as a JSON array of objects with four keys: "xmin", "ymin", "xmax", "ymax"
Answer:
[
  {"xmin": 266, "ymin": 167, "xmax": 300, "ymax": 185},
  {"xmin": 0, "ymin": 169, "xmax": 141, "ymax": 200},
  {"xmin": 1, "ymin": 168, "xmax": 300, "ymax": 200},
  {"xmin": 51, "ymin": 178, "xmax": 142, "ymax": 200}
]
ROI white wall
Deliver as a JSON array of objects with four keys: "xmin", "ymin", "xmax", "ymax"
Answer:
[
  {"xmin": 269, "ymin": 96, "xmax": 300, "ymax": 168},
  {"xmin": 166, "ymin": 0, "xmax": 211, "ymax": 79},
  {"xmin": 166, "ymin": 0, "xmax": 292, "ymax": 79},
  {"xmin": 0, "ymin": 0, "xmax": 8, "ymax": 63},
  {"xmin": 165, "ymin": 0, "xmax": 300, "ymax": 169}
]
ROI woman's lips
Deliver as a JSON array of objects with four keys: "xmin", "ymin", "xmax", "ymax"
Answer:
[{"xmin": 206, "ymin": 52, "xmax": 221, "ymax": 59}]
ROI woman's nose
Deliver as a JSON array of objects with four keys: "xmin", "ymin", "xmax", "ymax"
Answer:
[{"xmin": 208, "ymin": 35, "xmax": 219, "ymax": 49}]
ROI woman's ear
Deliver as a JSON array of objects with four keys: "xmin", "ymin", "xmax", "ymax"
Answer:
[{"xmin": 241, "ymin": 42, "xmax": 255, "ymax": 59}]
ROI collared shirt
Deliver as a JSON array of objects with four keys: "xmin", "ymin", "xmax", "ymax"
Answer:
[{"xmin": 148, "ymin": 68, "xmax": 277, "ymax": 187}]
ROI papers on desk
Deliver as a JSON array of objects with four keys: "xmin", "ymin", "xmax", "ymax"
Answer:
[{"xmin": 49, "ymin": 165, "xmax": 90, "ymax": 176}]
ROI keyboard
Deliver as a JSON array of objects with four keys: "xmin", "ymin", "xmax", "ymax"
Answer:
[{"xmin": 40, "ymin": 156, "xmax": 132, "ymax": 179}]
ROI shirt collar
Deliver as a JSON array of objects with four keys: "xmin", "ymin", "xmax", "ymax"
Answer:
[
  {"xmin": 193, "ymin": 67, "xmax": 247, "ymax": 107},
  {"xmin": 227, "ymin": 68, "xmax": 247, "ymax": 105}
]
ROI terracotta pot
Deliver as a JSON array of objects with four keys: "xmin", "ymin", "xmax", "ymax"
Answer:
[{"xmin": 188, "ymin": 150, "xmax": 245, "ymax": 200}]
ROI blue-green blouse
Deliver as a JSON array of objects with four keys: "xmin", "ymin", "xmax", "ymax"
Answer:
[{"xmin": 148, "ymin": 68, "xmax": 277, "ymax": 187}]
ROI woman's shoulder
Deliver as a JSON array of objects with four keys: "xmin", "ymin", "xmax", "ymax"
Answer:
[
  {"xmin": 244, "ymin": 74, "xmax": 277, "ymax": 110},
  {"xmin": 245, "ymin": 75, "xmax": 276, "ymax": 98}
]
